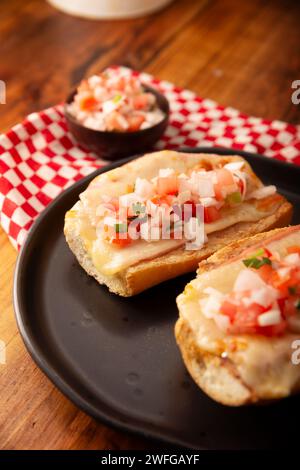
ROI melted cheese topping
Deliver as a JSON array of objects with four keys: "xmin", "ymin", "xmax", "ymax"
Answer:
[
  {"xmin": 71, "ymin": 199, "xmax": 278, "ymax": 276},
  {"xmin": 66, "ymin": 151, "xmax": 280, "ymax": 277},
  {"xmin": 177, "ymin": 230, "xmax": 300, "ymax": 398}
]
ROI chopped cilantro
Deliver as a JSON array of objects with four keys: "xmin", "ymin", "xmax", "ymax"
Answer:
[
  {"xmin": 113, "ymin": 94, "xmax": 122, "ymax": 103},
  {"xmin": 289, "ymin": 286, "xmax": 297, "ymax": 295},
  {"xmin": 251, "ymin": 248, "xmax": 265, "ymax": 257},
  {"xmin": 226, "ymin": 191, "xmax": 242, "ymax": 205},
  {"xmin": 243, "ymin": 256, "xmax": 271, "ymax": 269}
]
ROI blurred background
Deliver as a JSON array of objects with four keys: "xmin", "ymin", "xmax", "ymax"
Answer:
[{"xmin": 1, "ymin": 0, "xmax": 300, "ymax": 134}]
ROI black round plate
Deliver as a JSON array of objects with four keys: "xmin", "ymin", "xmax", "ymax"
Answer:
[{"xmin": 14, "ymin": 148, "xmax": 300, "ymax": 449}]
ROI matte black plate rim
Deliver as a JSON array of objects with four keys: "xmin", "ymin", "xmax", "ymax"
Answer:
[{"xmin": 13, "ymin": 147, "xmax": 298, "ymax": 449}]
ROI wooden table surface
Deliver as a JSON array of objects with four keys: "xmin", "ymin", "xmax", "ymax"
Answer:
[{"xmin": 0, "ymin": 0, "xmax": 300, "ymax": 450}]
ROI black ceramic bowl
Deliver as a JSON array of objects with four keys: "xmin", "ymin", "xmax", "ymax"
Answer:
[{"xmin": 64, "ymin": 85, "xmax": 170, "ymax": 160}]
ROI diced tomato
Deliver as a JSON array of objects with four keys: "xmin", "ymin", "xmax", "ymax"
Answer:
[
  {"xmin": 111, "ymin": 232, "xmax": 132, "ymax": 247},
  {"xmin": 259, "ymin": 321, "xmax": 287, "ymax": 337},
  {"xmin": 150, "ymin": 194, "xmax": 174, "ymax": 206},
  {"xmin": 127, "ymin": 114, "xmax": 145, "ymax": 131},
  {"xmin": 237, "ymin": 178, "xmax": 244, "ymax": 195},
  {"xmin": 113, "ymin": 76, "xmax": 126, "ymax": 91},
  {"xmin": 216, "ymin": 168, "xmax": 235, "ymax": 187},
  {"xmin": 221, "ymin": 297, "xmax": 287, "ymax": 336},
  {"xmin": 226, "ymin": 303, "xmax": 266, "ymax": 335},
  {"xmin": 213, "ymin": 170, "xmax": 237, "ymax": 200},
  {"xmin": 161, "ymin": 194, "xmax": 174, "ymax": 205},
  {"xmin": 236, "ymin": 302, "xmax": 265, "ymax": 325},
  {"xmin": 287, "ymin": 246, "xmax": 300, "ymax": 254},
  {"xmin": 183, "ymin": 200, "xmax": 197, "ymax": 217},
  {"xmin": 157, "ymin": 176, "xmax": 178, "ymax": 196},
  {"xmin": 220, "ymin": 300, "xmax": 237, "ymax": 321},
  {"xmin": 271, "ymin": 269, "xmax": 299, "ymax": 297},
  {"xmin": 257, "ymin": 263, "xmax": 273, "ymax": 283},
  {"xmin": 271, "ymin": 275, "xmax": 290, "ymax": 297},
  {"xmin": 204, "ymin": 206, "xmax": 220, "ymax": 223},
  {"xmin": 213, "ymin": 182, "xmax": 224, "ymax": 201},
  {"xmin": 106, "ymin": 111, "xmax": 128, "ymax": 131},
  {"xmin": 132, "ymin": 94, "xmax": 151, "ymax": 110},
  {"xmin": 167, "ymin": 189, "xmax": 179, "ymax": 196},
  {"xmin": 79, "ymin": 96, "xmax": 97, "ymax": 111}
]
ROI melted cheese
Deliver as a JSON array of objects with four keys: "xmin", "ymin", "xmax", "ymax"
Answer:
[
  {"xmin": 178, "ymin": 230, "xmax": 300, "ymax": 397},
  {"xmin": 70, "ymin": 151, "xmax": 280, "ymax": 277},
  {"xmin": 75, "ymin": 199, "xmax": 278, "ymax": 276},
  {"xmin": 91, "ymin": 237, "xmax": 184, "ymax": 276}
]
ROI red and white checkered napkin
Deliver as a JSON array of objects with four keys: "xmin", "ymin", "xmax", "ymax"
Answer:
[{"xmin": 1, "ymin": 66, "xmax": 300, "ymax": 249}]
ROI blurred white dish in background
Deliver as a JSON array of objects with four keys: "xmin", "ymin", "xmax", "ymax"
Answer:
[{"xmin": 48, "ymin": 0, "xmax": 174, "ymax": 20}]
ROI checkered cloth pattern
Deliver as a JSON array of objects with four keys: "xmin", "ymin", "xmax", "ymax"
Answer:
[{"xmin": 1, "ymin": 66, "xmax": 300, "ymax": 249}]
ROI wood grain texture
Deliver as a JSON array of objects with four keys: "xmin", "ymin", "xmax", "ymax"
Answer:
[{"xmin": 0, "ymin": 0, "xmax": 300, "ymax": 450}]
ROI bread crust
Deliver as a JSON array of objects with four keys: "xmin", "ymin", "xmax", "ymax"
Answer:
[
  {"xmin": 175, "ymin": 317, "xmax": 255, "ymax": 406},
  {"xmin": 175, "ymin": 225, "xmax": 300, "ymax": 406},
  {"xmin": 64, "ymin": 151, "xmax": 293, "ymax": 296}
]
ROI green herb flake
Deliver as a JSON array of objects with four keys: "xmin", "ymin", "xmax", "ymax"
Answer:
[
  {"xmin": 113, "ymin": 94, "xmax": 122, "ymax": 103},
  {"xmin": 289, "ymin": 286, "xmax": 297, "ymax": 295},
  {"xmin": 242, "ymin": 256, "xmax": 271, "ymax": 269},
  {"xmin": 295, "ymin": 300, "xmax": 300, "ymax": 310},
  {"xmin": 226, "ymin": 191, "xmax": 242, "ymax": 205},
  {"xmin": 251, "ymin": 248, "xmax": 265, "ymax": 258}
]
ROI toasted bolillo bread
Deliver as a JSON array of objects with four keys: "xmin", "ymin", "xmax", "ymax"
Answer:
[
  {"xmin": 64, "ymin": 150, "xmax": 292, "ymax": 296},
  {"xmin": 176, "ymin": 225, "xmax": 300, "ymax": 406}
]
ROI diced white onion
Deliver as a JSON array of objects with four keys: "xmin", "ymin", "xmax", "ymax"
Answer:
[
  {"xmin": 213, "ymin": 313, "xmax": 230, "ymax": 332},
  {"xmin": 277, "ymin": 267, "xmax": 292, "ymax": 279},
  {"xmin": 191, "ymin": 172, "xmax": 215, "ymax": 197},
  {"xmin": 178, "ymin": 177, "xmax": 193, "ymax": 193},
  {"xmin": 177, "ymin": 190, "xmax": 192, "ymax": 205},
  {"xmin": 102, "ymin": 100, "xmax": 118, "ymax": 114},
  {"xmin": 234, "ymin": 269, "xmax": 266, "ymax": 292},
  {"xmin": 134, "ymin": 178, "xmax": 154, "ymax": 198},
  {"xmin": 258, "ymin": 305, "xmax": 281, "ymax": 326},
  {"xmin": 246, "ymin": 286, "xmax": 278, "ymax": 308},
  {"xmin": 103, "ymin": 216, "xmax": 117, "ymax": 227},
  {"xmin": 200, "ymin": 197, "xmax": 218, "ymax": 207},
  {"xmin": 284, "ymin": 253, "xmax": 300, "ymax": 266},
  {"xmin": 224, "ymin": 161, "xmax": 245, "ymax": 171},
  {"xmin": 199, "ymin": 296, "xmax": 222, "ymax": 319},
  {"xmin": 88, "ymin": 75, "xmax": 102, "ymax": 87},
  {"xmin": 159, "ymin": 168, "xmax": 175, "ymax": 178},
  {"xmin": 203, "ymin": 287, "xmax": 224, "ymax": 300}
]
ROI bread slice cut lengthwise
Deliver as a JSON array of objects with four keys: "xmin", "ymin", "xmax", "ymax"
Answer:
[
  {"xmin": 64, "ymin": 151, "xmax": 293, "ymax": 297},
  {"xmin": 175, "ymin": 226, "xmax": 300, "ymax": 406},
  {"xmin": 65, "ymin": 200, "xmax": 292, "ymax": 297}
]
